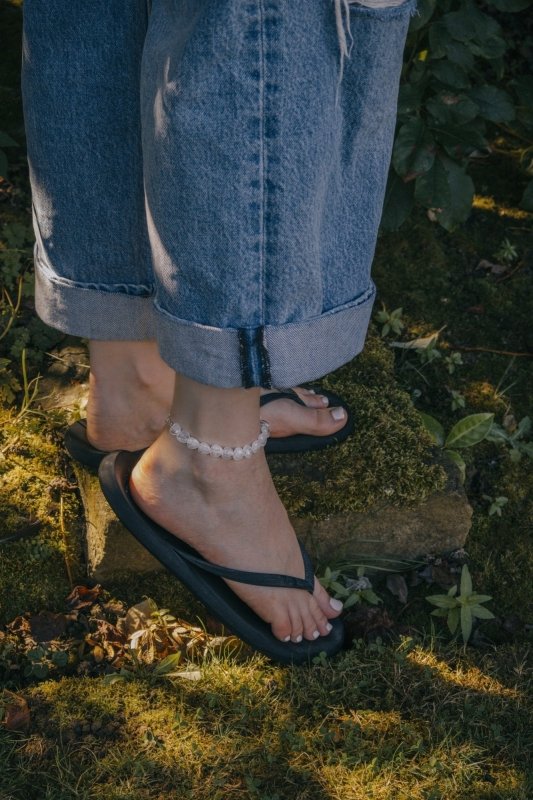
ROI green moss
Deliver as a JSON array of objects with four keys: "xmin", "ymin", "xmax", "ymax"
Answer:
[
  {"xmin": 468, "ymin": 457, "xmax": 533, "ymax": 619},
  {"xmin": 272, "ymin": 328, "xmax": 447, "ymax": 521},
  {"xmin": 0, "ymin": 409, "xmax": 84, "ymax": 626}
]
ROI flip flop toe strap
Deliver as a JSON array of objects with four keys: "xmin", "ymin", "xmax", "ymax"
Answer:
[
  {"xmin": 177, "ymin": 539, "xmax": 315, "ymax": 593},
  {"xmin": 259, "ymin": 389, "xmax": 307, "ymax": 409}
]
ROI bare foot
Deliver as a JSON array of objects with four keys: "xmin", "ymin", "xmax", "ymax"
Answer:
[{"xmin": 129, "ymin": 434, "xmax": 343, "ymax": 643}]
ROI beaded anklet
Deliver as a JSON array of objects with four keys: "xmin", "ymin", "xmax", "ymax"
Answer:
[{"xmin": 166, "ymin": 416, "xmax": 270, "ymax": 461}]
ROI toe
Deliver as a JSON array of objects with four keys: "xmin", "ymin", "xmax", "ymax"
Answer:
[
  {"xmin": 301, "ymin": 607, "xmax": 323, "ymax": 641},
  {"xmin": 314, "ymin": 579, "xmax": 343, "ymax": 619},
  {"xmin": 271, "ymin": 612, "xmax": 293, "ymax": 643},
  {"xmin": 292, "ymin": 387, "xmax": 329, "ymax": 409}
]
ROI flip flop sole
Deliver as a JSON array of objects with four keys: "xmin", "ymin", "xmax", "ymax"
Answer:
[{"xmin": 98, "ymin": 450, "xmax": 345, "ymax": 665}]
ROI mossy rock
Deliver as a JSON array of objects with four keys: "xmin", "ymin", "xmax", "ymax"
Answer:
[{"xmin": 64, "ymin": 330, "xmax": 470, "ymax": 580}]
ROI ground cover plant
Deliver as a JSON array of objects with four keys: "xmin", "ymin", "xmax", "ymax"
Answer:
[{"xmin": 1, "ymin": 0, "xmax": 532, "ymax": 798}]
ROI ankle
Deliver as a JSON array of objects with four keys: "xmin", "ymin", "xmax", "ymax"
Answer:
[{"xmin": 88, "ymin": 340, "xmax": 172, "ymax": 390}]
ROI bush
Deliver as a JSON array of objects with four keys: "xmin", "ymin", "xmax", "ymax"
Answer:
[{"xmin": 382, "ymin": 0, "xmax": 533, "ymax": 231}]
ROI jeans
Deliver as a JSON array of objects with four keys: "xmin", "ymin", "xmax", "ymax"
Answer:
[{"xmin": 22, "ymin": 0, "xmax": 417, "ymax": 388}]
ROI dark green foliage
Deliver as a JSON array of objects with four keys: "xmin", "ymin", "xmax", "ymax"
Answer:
[{"xmin": 382, "ymin": 0, "xmax": 533, "ymax": 230}]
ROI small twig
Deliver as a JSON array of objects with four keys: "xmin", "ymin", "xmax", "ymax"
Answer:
[
  {"xmin": 495, "ymin": 261, "xmax": 526, "ymax": 284},
  {"xmin": 0, "ymin": 275, "xmax": 23, "ymax": 342},
  {"xmin": 46, "ymin": 350, "xmax": 90, "ymax": 371},
  {"xmin": 451, "ymin": 344, "xmax": 533, "ymax": 358},
  {"xmin": 493, "ymin": 123, "xmax": 533, "ymax": 147}
]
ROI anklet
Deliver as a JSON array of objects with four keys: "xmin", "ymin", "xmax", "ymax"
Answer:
[{"xmin": 165, "ymin": 416, "xmax": 270, "ymax": 460}]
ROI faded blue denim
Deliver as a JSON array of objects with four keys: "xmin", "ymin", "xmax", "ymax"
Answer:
[{"xmin": 22, "ymin": 0, "xmax": 417, "ymax": 388}]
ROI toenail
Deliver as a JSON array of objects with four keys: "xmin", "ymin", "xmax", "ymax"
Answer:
[
  {"xmin": 312, "ymin": 630, "xmax": 320, "ymax": 639},
  {"xmin": 326, "ymin": 622, "xmax": 333, "ymax": 633},
  {"xmin": 330, "ymin": 597, "xmax": 344, "ymax": 611},
  {"xmin": 283, "ymin": 635, "xmax": 291, "ymax": 643},
  {"xmin": 294, "ymin": 634, "xmax": 303, "ymax": 643},
  {"xmin": 321, "ymin": 396, "xmax": 329, "ymax": 406},
  {"xmin": 331, "ymin": 407, "xmax": 345, "ymax": 421}
]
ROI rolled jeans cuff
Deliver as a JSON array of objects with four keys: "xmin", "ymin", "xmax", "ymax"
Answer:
[{"xmin": 35, "ymin": 254, "xmax": 375, "ymax": 388}]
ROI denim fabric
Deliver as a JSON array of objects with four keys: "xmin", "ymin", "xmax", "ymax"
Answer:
[{"xmin": 22, "ymin": 0, "xmax": 417, "ymax": 388}]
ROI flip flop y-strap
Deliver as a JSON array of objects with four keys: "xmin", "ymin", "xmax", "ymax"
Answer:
[
  {"xmin": 259, "ymin": 388, "xmax": 307, "ymax": 410},
  {"xmin": 174, "ymin": 538, "xmax": 315, "ymax": 593}
]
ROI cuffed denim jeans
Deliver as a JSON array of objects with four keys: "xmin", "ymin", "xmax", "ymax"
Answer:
[{"xmin": 22, "ymin": 0, "xmax": 416, "ymax": 388}]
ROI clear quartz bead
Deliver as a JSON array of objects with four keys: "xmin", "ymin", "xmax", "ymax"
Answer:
[
  {"xmin": 222, "ymin": 447, "xmax": 234, "ymax": 459},
  {"xmin": 251, "ymin": 440, "xmax": 261, "ymax": 452},
  {"xmin": 198, "ymin": 442, "xmax": 211, "ymax": 455},
  {"xmin": 210, "ymin": 444, "xmax": 223, "ymax": 458},
  {"xmin": 169, "ymin": 422, "xmax": 181, "ymax": 436},
  {"xmin": 233, "ymin": 447, "xmax": 244, "ymax": 461},
  {"xmin": 177, "ymin": 430, "xmax": 189, "ymax": 443},
  {"xmin": 243, "ymin": 445, "xmax": 253, "ymax": 458},
  {"xmin": 187, "ymin": 437, "xmax": 200, "ymax": 450}
]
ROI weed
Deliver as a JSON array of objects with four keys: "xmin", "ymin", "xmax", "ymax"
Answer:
[
  {"xmin": 375, "ymin": 305, "xmax": 405, "ymax": 337},
  {"xmin": 482, "ymin": 494, "xmax": 509, "ymax": 517},
  {"xmin": 493, "ymin": 237, "xmax": 518, "ymax": 264},
  {"xmin": 419, "ymin": 411, "xmax": 495, "ymax": 480},
  {"xmin": 426, "ymin": 565, "xmax": 495, "ymax": 644}
]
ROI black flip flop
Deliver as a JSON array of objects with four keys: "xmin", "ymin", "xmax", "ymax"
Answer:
[
  {"xmin": 260, "ymin": 388, "xmax": 354, "ymax": 455},
  {"xmin": 65, "ymin": 387, "xmax": 353, "ymax": 468},
  {"xmin": 98, "ymin": 450, "xmax": 344, "ymax": 665},
  {"xmin": 64, "ymin": 419, "xmax": 110, "ymax": 470}
]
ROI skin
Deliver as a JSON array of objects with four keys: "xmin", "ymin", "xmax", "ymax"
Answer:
[{"xmin": 87, "ymin": 340, "xmax": 345, "ymax": 642}]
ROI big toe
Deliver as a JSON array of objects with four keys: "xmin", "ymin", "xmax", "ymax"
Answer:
[{"xmin": 264, "ymin": 402, "xmax": 347, "ymax": 439}]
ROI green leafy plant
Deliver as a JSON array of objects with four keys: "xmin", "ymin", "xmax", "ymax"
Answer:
[
  {"xmin": 419, "ymin": 411, "xmax": 495, "ymax": 480},
  {"xmin": 426, "ymin": 564, "xmax": 495, "ymax": 643},
  {"xmin": 375, "ymin": 305, "xmax": 405, "ymax": 337},
  {"xmin": 320, "ymin": 566, "xmax": 382, "ymax": 609},
  {"xmin": 482, "ymin": 494, "xmax": 509, "ymax": 516},
  {"xmin": 493, "ymin": 237, "xmax": 519, "ymax": 264},
  {"xmin": 449, "ymin": 388, "xmax": 466, "ymax": 411},
  {"xmin": 383, "ymin": 0, "xmax": 533, "ymax": 231},
  {"xmin": 444, "ymin": 351, "xmax": 463, "ymax": 374},
  {"xmin": 486, "ymin": 415, "xmax": 533, "ymax": 462}
]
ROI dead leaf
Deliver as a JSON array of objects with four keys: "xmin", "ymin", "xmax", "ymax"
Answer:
[
  {"xmin": 386, "ymin": 574, "xmax": 408, "ymax": 604},
  {"xmin": 172, "ymin": 670, "xmax": 202, "ymax": 681},
  {"xmin": 476, "ymin": 259, "xmax": 508, "ymax": 276},
  {"xmin": 28, "ymin": 611, "xmax": 67, "ymax": 643},
  {"xmin": 66, "ymin": 585, "xmax": 103, "ymax": 610},
  {"xmin": 2, "ymin": 691, "xmax": 30, "ymax": 731},
  {"xmin": 92, "ymin": 645, "xmax": 105, "ymax": 663},
  {"xmin": 117, "ymin": 599, "xmax": 156, "ymax": 637}
]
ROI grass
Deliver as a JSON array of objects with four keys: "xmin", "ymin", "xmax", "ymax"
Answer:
[
  {"xmin": 0, "ymin": 641, "xmax": 531, "ymax": 799},
  {"xmin": 1, "ymin": 1, "xmax": 533, "ymax": 797}
]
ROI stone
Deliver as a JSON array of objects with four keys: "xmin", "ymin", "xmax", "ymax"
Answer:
[
  {"xmin": 73, "ymin": 466, "xmax": 164, "ymax": 580},
  {"xmin": 290, "ymin": 451, "xmax": 472, "ymax": 562},
  {"xmin": 39, "ymin": 334, "xmax": 472, "ymax": 581}
]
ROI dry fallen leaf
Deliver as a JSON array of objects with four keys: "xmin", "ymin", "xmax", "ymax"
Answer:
[
  {"xmin": 28, "ymin": 611, "xmax": 67, "ymax": 643},
  {"xmin": 386, "ymin": 574, "xmax": 409, "ymax": 604},
  {"xmin": 1, "ymin": 691, "xmax": 30, "ymax": 731},
  {"xmin": 66, "ymin": 585, "xmax": 104, "ymax": 610}
]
